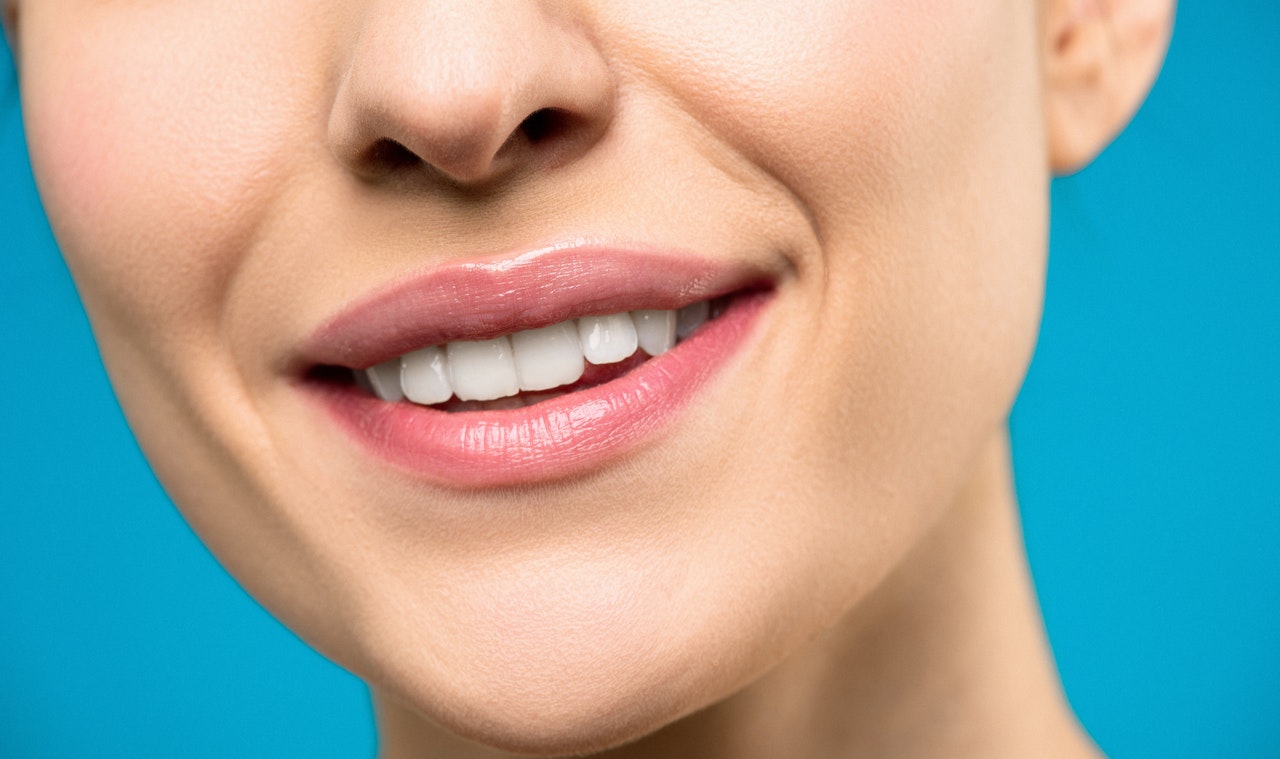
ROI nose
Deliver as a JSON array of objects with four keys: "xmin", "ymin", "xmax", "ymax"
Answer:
[{"xmin": 329, "ymin": 0, "xmax": 615, "ymax": 188}]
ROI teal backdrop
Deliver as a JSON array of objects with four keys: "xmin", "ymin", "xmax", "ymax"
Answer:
[{"xmin": 2, "ymin": 4, "xmax": 1277, "ymax": 757}]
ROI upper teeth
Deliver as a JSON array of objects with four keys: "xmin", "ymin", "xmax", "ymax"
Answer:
[{"xmin": 363, "ymin": 303, "xmax": 710, "ymax": 406}]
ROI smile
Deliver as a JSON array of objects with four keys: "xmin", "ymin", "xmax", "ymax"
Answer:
[
  {"xmin": 359, "ymin": 297, "xmax": 729, "ymax": 412},
  {"xmin": 299, "ymin": 245, "xmax": 775, "ymax": 487}
]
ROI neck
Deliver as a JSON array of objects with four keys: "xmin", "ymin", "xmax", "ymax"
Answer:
[{"xmin": 375, "ymin": 429, "xmax": 1100, "ymax": 759}]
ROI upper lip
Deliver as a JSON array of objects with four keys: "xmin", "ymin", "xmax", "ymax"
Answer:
[{"xmin": 299, "ymin": 243, "xmax": 776, "ymax": 372}]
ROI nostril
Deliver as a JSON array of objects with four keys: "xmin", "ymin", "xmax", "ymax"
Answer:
[
  {"xmin": 362, "ymin": 138, "xmax": 422, "ymax": 173},
  {"xmin": 518, "ymin": 108, "xmax": 572, "ymax": 145},
  {"xmin": 343, "ymin": 108, "xmax": 596, "ymax": 184}
]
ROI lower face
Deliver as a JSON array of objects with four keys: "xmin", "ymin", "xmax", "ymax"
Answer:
[{"xmin": 19, "ymin": 0, "xmax": 1048, "ymax": 753}]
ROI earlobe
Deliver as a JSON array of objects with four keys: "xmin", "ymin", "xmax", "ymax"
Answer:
[{"xmin": 1043, "ymin": 0, "xmax": 1175, "ymax": 174}]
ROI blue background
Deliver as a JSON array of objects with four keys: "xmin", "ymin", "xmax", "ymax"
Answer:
[{"xmin": 2, "ymin": 4, "xmax": 1277, "ymax": 757}]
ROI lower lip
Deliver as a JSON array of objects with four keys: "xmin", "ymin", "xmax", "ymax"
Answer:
[{"xmin": 308, "ymin": 291, "xmax": 769, "ymax": 488}]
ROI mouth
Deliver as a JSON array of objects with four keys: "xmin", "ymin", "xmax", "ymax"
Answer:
[
  {"xmin": 345, "ymin": 295, "xmax": 733, "ymax": 412},
  {"xmin": 298, "ymin": 245, "xmax": 775, "ymax": 487}
]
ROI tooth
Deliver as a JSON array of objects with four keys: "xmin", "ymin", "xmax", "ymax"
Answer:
[
  {"xmin": 511, "ymin": 322, "xmax": 585, "ymax": 392},
  {"xmin": 631, "ymin": 310, "xmax": 677, "ymax": 356},
  {"xmin": 401, "ymin": 346, "xmax": 453, "ymax": 405},
  {"xmin": 365, "ymin": 359, "xmax": 404, "ymax": 403},
  {"xmin": 577, "ymin": 313, "xmax": 639, "ymax": 365},
  {"xmin": 675, "ymin": 301, "xmax": 710, "ymax": 340},
  {"xmin": 446, "ymin": 337, "xmax": 520, "ymax": 402}
]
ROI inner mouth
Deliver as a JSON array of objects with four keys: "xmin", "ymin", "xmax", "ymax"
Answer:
[{"xmin": 313, "ymin": 294, "xmax": 736, "ymax": 413}]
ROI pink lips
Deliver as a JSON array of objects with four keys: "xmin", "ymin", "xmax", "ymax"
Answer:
[{"xmin": 300, "ymin": 246, "xmax": 773, "ymax": 487}]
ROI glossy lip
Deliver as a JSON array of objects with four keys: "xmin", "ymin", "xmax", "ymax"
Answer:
[
  {"xmin": 300, "ymin": 244, "xmax": 773, "ymax": 371},
  {"xmin": 298, "ymin": 245, "xmax": 776, "ymax": 488}
]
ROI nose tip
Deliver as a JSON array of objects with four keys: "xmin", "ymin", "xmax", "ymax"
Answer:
[{"xmin": 328, "ymin": 1, "xmax": 615, "ymax": 188}]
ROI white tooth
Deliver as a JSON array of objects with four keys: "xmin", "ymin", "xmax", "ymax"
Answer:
[
  {"xmin": 511, "ymin": 322, "xmax": 585, "ymax": 392},
  {"xmin": 400, "ymin": 346, "xmax": 453, "ymax": 405},
  {"xmin": 577, "ymin": 313, "xmax": 639, "ymax": 365},
  {"xmin": 675, "ymin": 300, "xmax": 710, "ymax": 340},
  {"xmin": 631, "ymin": 310, "xmax": 677, "ymax": 356},
  {"xmin": 446, "ymin": 337, "xmax": 520, "ymax": 402},
  {"xmin": 365, "ymin": 359, "xmax": 404, "ymax": 403}
]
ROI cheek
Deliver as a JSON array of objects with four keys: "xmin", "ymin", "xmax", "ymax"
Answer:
[
  {"xmin": 21, "ymin": 4, "xmax": 320, "ymax": 356},
  {"xmin": 610, "ymin": 1, "xmax": 1036, "ymax": 207},
  {"xmin": 611, "ymin": 0, "xmax": 1048, "ymax": 379},
  {"xmin": 621, "ymin": 0, "xmax": 1049, "ymax": 540}
]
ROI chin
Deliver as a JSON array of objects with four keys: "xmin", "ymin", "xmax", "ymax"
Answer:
[
  {"xmin": 415, "ymin": 684, "xmax": 693, "ymax": 757},
  {"xmin": 367, "ymin": 627, "xmax": 742, "ymax": 756},
  {"xmin": 343, "ymin": 542, "xmax": 811, "ymax": 758}
]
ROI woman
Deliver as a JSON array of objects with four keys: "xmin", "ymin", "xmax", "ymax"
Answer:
[{"xmin": 5, "ymin": 1, "xmax": 1174, "ymax": 757}]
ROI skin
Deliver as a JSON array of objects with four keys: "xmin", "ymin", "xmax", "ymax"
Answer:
[{"xmin": 7, "ymin": 0, "xmax": 1173, "ymax": 756}]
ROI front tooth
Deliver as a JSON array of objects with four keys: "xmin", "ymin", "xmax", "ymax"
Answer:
[
  {"xmin": 577, "ymin": 313, "xmax": 639, "ymax": 365},
  {"xmin": 675, "ymin": 300, "xmax": 710, "ymax": 340},
  {"xmin": 366, "ymin": 359, "xmax": 404, "ymax": 403},
  {"xmin": 401, "ymin": 346, "xmax": 453, "ymax": 405},
  {"xmin": 511, "ymin": 322, "xmax": 585, "ymax": 392},
  {"xmin": 631, "ymin": 310, "xmax": 677, "ymax": 356},
  {"xmin": 446, "ymin": 337, "xmax": 520, "ymax": 402}
]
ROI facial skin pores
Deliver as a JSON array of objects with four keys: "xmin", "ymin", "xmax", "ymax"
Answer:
[{"xmin": 10, "ymin": 0, "xmax": 1173, "ymax": 755}]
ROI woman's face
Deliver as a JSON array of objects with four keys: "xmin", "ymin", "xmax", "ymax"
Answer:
[{"xmin": 17, "ymin": 0, "xmax": 1048, "ymax": 752}]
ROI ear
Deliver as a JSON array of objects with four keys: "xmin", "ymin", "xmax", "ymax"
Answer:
[{"xmin": 1043, "ymin": 0, "xmax": 1175, "ymax": 174}]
